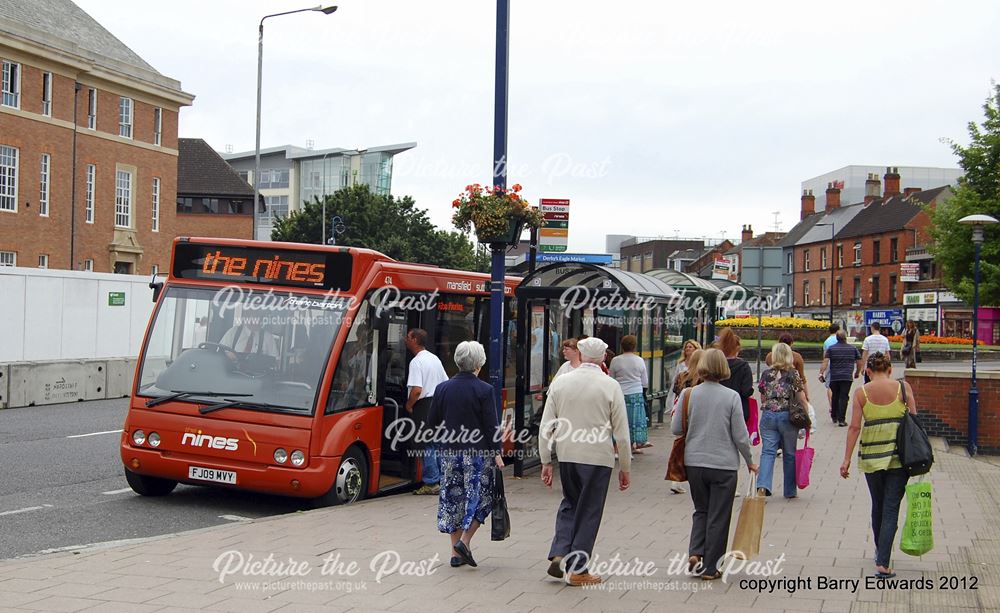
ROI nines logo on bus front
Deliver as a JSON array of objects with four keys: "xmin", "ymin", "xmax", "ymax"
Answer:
[
  {"xmin": 202, "ymin": 250, "xmax": 326, "ymax": 284},
  {"xmin": 181, "ymin": 431, "xmax": 239, "ymax": 452}
]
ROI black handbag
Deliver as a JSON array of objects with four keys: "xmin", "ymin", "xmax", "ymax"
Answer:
[
  {"xmin": 783, "ymin": 371, "xmax": 811, "ymax": 429},
  {"xmin": 491, "ymin": 466, "xmax": 510, "ymax": 541},
  {"xmin": 895, "ymin": 382, "xmax": 933, "ymax": 476}
]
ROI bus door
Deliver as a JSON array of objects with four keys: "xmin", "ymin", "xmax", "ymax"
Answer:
[{"xmin": 373, "ymin": 304, "xmax": 419, "ymax": 488}]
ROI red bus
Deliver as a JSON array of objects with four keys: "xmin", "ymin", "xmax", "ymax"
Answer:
[{"xmin": 121, "ymin": 237, "xmax": 518, "ymax": 505}]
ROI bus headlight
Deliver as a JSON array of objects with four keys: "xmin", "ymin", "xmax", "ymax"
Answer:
[
  {"xmin": 148, "ymin": 432, "xmax": 161, "ymax": 447},
  {"xmin": 290, "ymin": 450, "xmax": 305, "ymax": 467},
  {"xmin": 132, "ymin": 430, "xmax": 146, "ymax": 446},
  {"xmin": 274, "ymin": 448, "xmax": 288, "ymax": 464}
]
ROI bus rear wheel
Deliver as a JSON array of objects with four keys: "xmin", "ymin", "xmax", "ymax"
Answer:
[
  {"xmin": 314, "ymin": 447, "xmax": 368, "ymax": 507},
  {"xmin": 124, "ymin": 468, "xmax": 178, "ymax": 496}
]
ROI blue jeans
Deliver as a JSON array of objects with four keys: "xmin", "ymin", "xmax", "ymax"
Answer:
[
  {"xmin": 422, "ymin": 442, "xmax": 441, "ymax": 485},
  {"xmin": 865, "ymin": 468, "xmax": 909, "ymax": 568},
  {"xmin": 757, "ymin": 410, "xmax": 798, "ymax": 498}
]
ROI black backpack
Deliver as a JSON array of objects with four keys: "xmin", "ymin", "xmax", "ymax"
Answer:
[{"xmin": 895, "ymin": 381, "xmax": 933, "ymax": 476}]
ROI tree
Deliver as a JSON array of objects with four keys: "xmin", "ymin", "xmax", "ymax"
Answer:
[
  {"xmin": 929, "ymin": 82, "xmax": 1000, "ymax": 306},
  {"xmin": 271, "ymin": 184, "xmax": 489, "ymax": 272}
]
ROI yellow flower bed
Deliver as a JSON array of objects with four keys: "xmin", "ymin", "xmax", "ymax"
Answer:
[{"xmin": 715, "ymin": 317, "xmax": 828, "ymax": 330}]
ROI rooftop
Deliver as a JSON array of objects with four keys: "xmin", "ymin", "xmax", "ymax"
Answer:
[{"xmin": 178, "ymin": 139, "xmax": 255, "ymax": 198}]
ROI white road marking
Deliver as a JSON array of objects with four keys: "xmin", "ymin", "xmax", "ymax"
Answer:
[
  {"xmin": 66, "ymin": 429, "xmax": 123, "ymax": 439},
  {"xmin": 0, "ymin": 504, "xmax": 54, "ymax": 517},
  {"xmin": 101, "ymin": 488, "xmax": 133, "ymax": 496},
  {"xmin": 218, "ymin": 514, "xmax": 252, "ymax": 522}
]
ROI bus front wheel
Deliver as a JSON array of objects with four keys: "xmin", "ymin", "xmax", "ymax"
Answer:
[
  {"xmin": 315, "ymin": 447, "xmax": 368, "ymax": 507},
  {"xmin": 124, "ymin": 468, "xmax": 178, "ymax": 496}
]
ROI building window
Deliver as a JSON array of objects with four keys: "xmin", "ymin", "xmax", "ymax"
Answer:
[
  {"xmin": 84, "ymin": 258, "xmax": 94, "ymax": 271},
  {"xmin": 853, "ymin": 242, "xmax": 862, "ymax": 265},
  {"xmin": 0, "ymin": 251, "xmax": 15, "ymax": 266},
  {"xmin": 41, "ymin": 72, "xmax": 52, "ymax": 116},
  {"xmin": 0, "ymin": 144, "xmax": 17, "ymax": 212},
  {"xmin": 237, "ymin": 170, "xmax": 250, "ymax": 184},
  {"xmin": 87, "ymin": 88, "xmax": 97, "ymax": 129},
  {"xmin": 39, "ymin": 153, "xmax": 50, "ymax": 216},
  {"xmin": 803, "ymin": 249, "xmax": 810, "ymax": 272},
  {"xmin": 263, "ymin": 195, "xmax": 289, "ymax": 220},
  {"xmin": 802, "ymin": 280, "xmax": 810, "ymax": 305},
  {"xmin": 153, "ymin": 107, "xmax": 162, "ymax": 146},
  {"xmin": 786, "ymin": 252, "xmax": 793, "ymax": 274},
  {"xmin": 837, "ymin": 244, "xmax": 843, "ymax": 268},
  {"xmin": 115, "ymin": 169, "xmax": 133, "ymax": 228},
  {"xmin": 853, "ymin": 277, "xmax": 862, "ymax": 304},
  {"xmin": 38, "ymin": 254, "xmax": 48, "ymax": 268},
  {"xmin": 890, "ymin": 237, "xmax": 899, "ymax": 263},
  {"xmin": 873, "ymin": 240, "xmax": 881, "ymax": 265},
  {"xmin": 258, "ymin": 168, "xmax": 289, "ymax": 189},
  {"xmin": 118, "ymin": 97, "xmax": 133, "ymax": 138},
  {"xmin": 820, "ymin": 279, "xmax": 827, "ymax": 305},
  {"xmin": 2, "ymin": 60, "xmax": 20, "ymax": 108},
  {"xmin": 821, "ymin": 247, "xmax": 827, "ymax": 270},
  {"xmin": 872, "ymin": 276, "xmax": 880, "ymax": 304},
  {"xmin": 85, "ymin": 164, "xmax": 95, "ymax": 223},
  {"xmin": 836, "ymin": 278, "xmax": 843, "ymax": 305},
  {"xmin": 786, "ymin": 284, "xmax": 792, "ymax": 308},
  {"xmin": 889, "ymin": 274, "xmax": 897, "ymax": 303},
  {"xmin": 151, "ymin": 177, "xmax": 160, "ymax": 231}
]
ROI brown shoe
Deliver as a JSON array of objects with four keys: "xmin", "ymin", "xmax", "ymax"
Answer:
[
  {"xmin": 547, "ymin": 557, "xmax": 564, "ymax": 579},
  {"xmin": 567, "ymin": 572, "xmax": 603, "ymax": 586}
]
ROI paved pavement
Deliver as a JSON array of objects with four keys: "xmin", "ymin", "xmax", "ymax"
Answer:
[{"xmin": 1, "ymin": 364, "xmax": 998, "ymax": 612}]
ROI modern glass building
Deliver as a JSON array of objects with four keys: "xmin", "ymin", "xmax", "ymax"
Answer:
[{"xmin": 223, "ymin": 143, "xmax": 416, "ymax": 241}]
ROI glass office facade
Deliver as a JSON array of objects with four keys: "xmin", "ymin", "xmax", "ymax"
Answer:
[{"xmin": 300, "ymin": 156, "xmax": 350, "ymax": 204}]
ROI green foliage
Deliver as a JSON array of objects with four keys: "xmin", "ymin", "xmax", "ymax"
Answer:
[
  {"xmin": 929, "ymin": 83, "xmax": 1000, "ymax": 305},
  {"xmin": 271, "ymin": 184, "xmax": 488, "ymax": 272}
]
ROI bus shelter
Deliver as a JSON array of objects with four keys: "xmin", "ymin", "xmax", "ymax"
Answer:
[
  {"xmin": 512, "ymin": 263, "xmax": 682, "ymax": 475},
  {"xmin": 644, "ymin": 268, "xmax": 720, "ymax": 349}
]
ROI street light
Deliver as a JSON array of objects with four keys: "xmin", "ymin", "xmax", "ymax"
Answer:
[
  {"xmin": 816, "ymin": 221, "xmax": 836, "ymax": 323},
  {"xmin": 254, "ymin": 5, "xmax": 337, "ymax": 241},
  {"xmin": 958, "ymin": 213, "xmax": 998, "ymax": 456}
]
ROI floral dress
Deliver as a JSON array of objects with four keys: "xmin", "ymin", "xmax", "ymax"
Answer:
[{"xmin": 437, "ymin": 455, "xmax": 493, "ymax": 533}]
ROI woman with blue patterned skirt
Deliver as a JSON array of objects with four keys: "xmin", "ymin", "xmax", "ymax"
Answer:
[
  {"xmin": 427, "ymin": 340, "xmax": 504, "ymax": 568},
  {"xmin": 609, "ymin": 335, "xmax": 650, "ymax": 454}
]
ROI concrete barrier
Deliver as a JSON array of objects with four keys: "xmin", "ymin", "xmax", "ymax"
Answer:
[
  {"xmin": 0, "ymin": 364, "xmax": 9, "ymax": 409},
  {"xmin": 106, "ymin": 358, "xmax": 137, "ymax": 399},
  {"xmin": 7, "ymin": 360, "xmax": 108, "ymax": 407}
]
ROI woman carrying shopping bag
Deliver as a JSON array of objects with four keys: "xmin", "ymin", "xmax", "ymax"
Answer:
[
  {"xmin": 840, "ymin": 352, "xmax": 919, "ymax": 579},
  {"xmin": 756, "ymin": 343, "xmax": 808, "ymax": 499},
  {"xmin": 671, "ymin": 349, "xmax": 758, "ymax": 580}
]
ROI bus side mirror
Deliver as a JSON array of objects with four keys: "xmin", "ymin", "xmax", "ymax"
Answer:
[{"xmin": 150, "ymin": 274, "xmax": 164, "ymax": 303}]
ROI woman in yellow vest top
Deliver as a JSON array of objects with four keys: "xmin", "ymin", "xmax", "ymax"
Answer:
[{"xmin": 839, "ymin": 352, "xmax": 918, "ymax": 579}]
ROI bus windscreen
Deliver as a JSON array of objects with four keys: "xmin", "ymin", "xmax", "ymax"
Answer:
[{"xmin": 172, "ymin": 243, "xmax": 352, "ymax": 291}]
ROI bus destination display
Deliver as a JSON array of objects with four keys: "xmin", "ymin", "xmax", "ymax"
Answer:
[{"xmin": 172, "ymin": 244, "xmax": 352, "ymax": 290}]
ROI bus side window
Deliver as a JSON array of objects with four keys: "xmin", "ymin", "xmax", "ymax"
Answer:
[{"xmin": 326, "ymin": 307, "xmax": 374, "ymax": 413}]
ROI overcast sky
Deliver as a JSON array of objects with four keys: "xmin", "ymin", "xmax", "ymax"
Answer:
[{"xmin": 76, "ymin": 0, "xmax": 1000, "ymax": 253}]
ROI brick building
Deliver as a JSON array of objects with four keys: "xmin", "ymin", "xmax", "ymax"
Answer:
[
  {"xmin": 787, "ymin": 167, "xmax": 951, "ymax": 332},
  {"xmin": 176, "ymin": 139, "xmax": 253, "ymax": 240},
  {"xmin": 618, "ymin": 238, "xmax": 704, "ymax": 273},
  {"xmin": 0, "ymin": 0, "xmax": 193, "ymax": 273}
]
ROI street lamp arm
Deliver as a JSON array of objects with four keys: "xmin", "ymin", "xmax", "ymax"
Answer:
[{"xmin": 260, "ymin": 5, "xmax": 336, "ymax": 28}]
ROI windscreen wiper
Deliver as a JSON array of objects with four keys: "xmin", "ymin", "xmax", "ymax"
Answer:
[
  {"xmin": 146, "ymin": 391, "xmax": 251, "ymax": 408},
  {"xmin": 198, "ymin": 399, "xmax": 280, "ymax": 415}
]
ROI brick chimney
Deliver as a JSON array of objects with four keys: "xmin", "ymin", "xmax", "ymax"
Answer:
[
  {"xmin": 741, "ymin": 225, "xmax": 753, "ymax": 242},
  {"xmin": 903, "ymin": 187, "xmax": 922, "ymax": 198},
  {"xmin": 864, "ymin": 173, "xmax": 881, "ymax": 204},
  {"xmin": 800, "ymin": 189, "xmax": 815, "ymax": 219},
  {"xmin": 883, "ymin": 166, "xmax": 901, "ymax": 198},
  {"xmin": 825, "ymin": 182, "xmax": 841, "ymax": 211}
]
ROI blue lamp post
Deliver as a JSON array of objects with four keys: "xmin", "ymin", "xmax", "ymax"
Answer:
[{"xmin": 958, "ymin": 213, "xmax": 998, "ymax": 456}]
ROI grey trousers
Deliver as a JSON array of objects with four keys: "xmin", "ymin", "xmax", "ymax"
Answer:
[
  {"xmin": 548, "ymin": 462, "xmax": 612, "ymax": 574},
  {"xmin": 687, "ymin": 466, "xmax": 738, "ymax": 575}
]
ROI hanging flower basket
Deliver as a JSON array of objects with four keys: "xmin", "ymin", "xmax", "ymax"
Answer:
[{"xmin": 451, "ymin": 183, "xmax": 544, "ymax": 246}]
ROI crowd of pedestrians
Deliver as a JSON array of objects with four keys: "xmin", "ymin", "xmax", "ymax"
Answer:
[{"xmin": 410, "ymin": 321, "xmax": 922, "ymax": 585}]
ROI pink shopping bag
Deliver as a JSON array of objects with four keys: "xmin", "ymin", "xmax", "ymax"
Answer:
[
  {"xmin": 796, "ymin": 431, "xmax": 815, "ymax": 489},
  {"xmin": 747, "ymin": 398, "xmax": 760, "ymax": 446}
]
